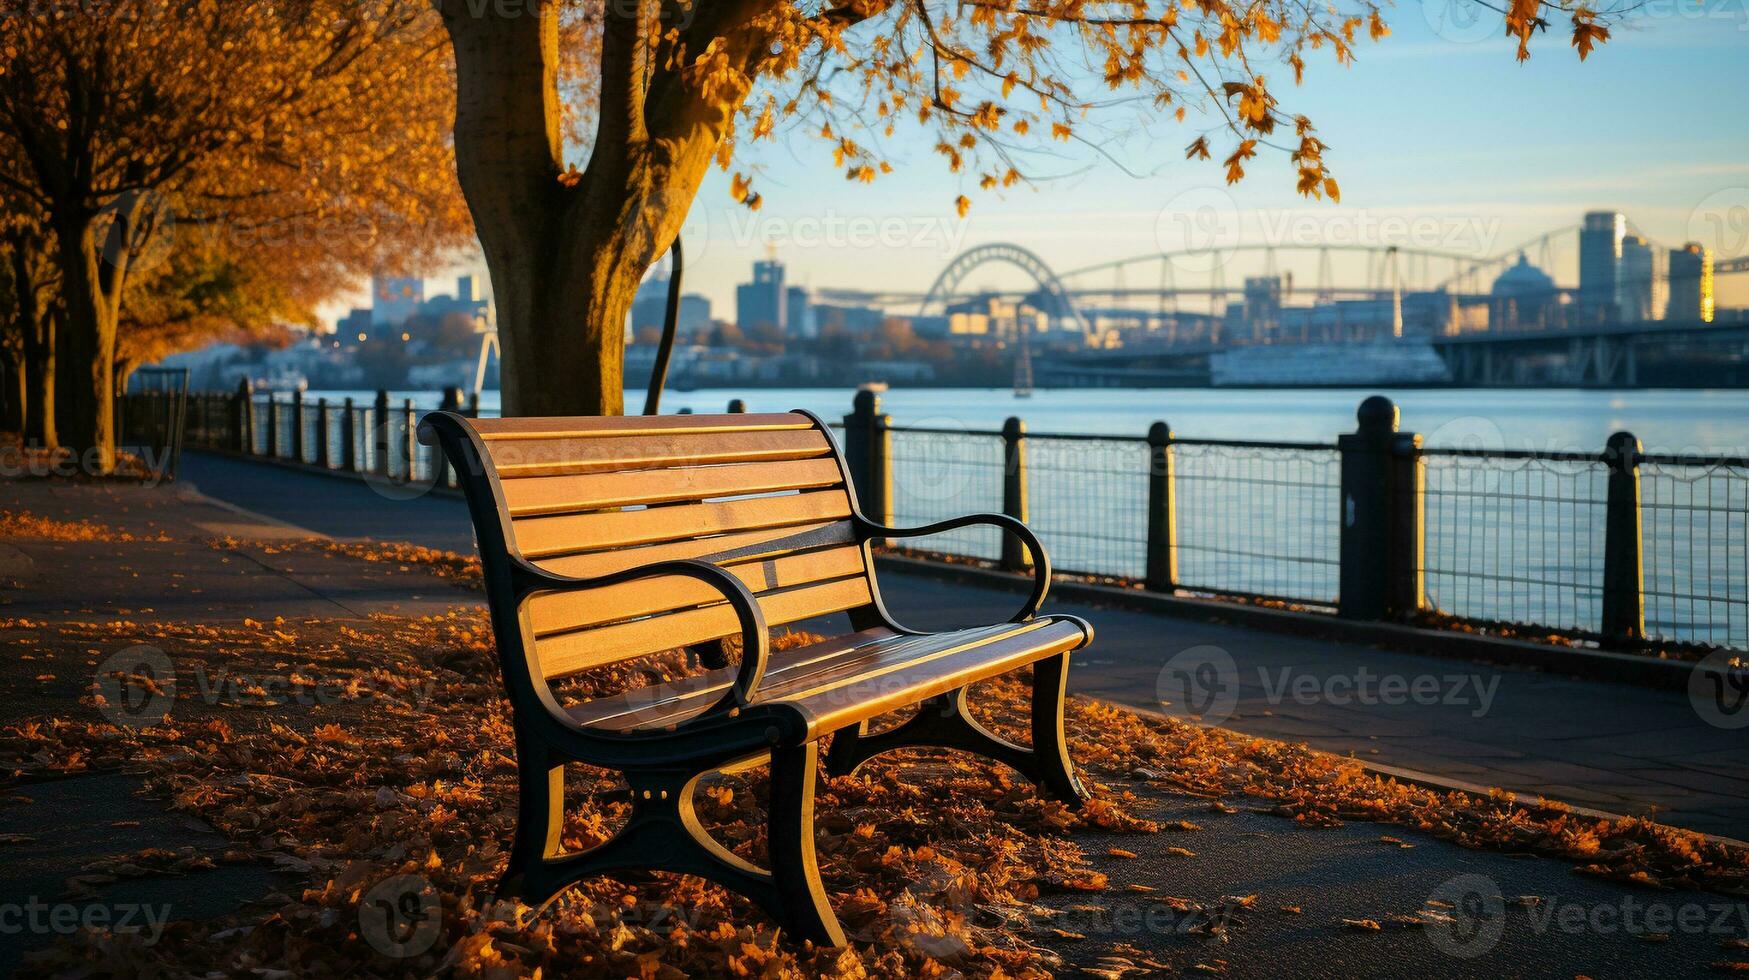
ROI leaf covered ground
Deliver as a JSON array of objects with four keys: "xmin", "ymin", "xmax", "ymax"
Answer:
[{"xmin": 2, "ymin": 602, "xmax": 1745, "ymax": 977}]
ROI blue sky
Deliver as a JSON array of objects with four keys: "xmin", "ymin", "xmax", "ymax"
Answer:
[{"xmin": 391, "ymin": 8, "xmax": 1749, "ymax": 322}]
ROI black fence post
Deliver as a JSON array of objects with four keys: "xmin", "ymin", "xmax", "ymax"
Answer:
[
  {"xmin": 467, "ymin": 392, "xmax": 480, "ymax": 418},
  {"xmin": 315, "ymin": 398, "xmax": 330, "ymax": 468},
  {"xmin": 1338, "ymin": 396, "xmax": 1399, "ymax": 620},
  {"xmin": 233, "ymin": 378, "xmax": 253, "ymax": 454},
  {"xmin": 1145, "ymin": 421, "xmax": 1177, "ymax": 593},
  {"xmin": 1001, "ymin": 416, "xmax": 1030, "ymax": 570},
  {"xmin": 1601, "ymin": 431, "xmax": 1645, "ymax": 647},
  {"xmin": 841, "ymin": 387, "xmax": 891, "ymax": 527},
  {"xmin": 402, "ymin": 398, "xmax": 417, "ymax": 482},
  {"xmin": 265, "ymin": 393, "xmax": 279, "ymax": 458},
  {"xmin": 438, "ymin": 387, "xmax": 464, "ymax": 487},
  {"xmin": 290, "ymin": 389, "xmax": 305, "ymax": 463},
  {"xmin": 727, "ymin": 398, "xmax": 747, "ymax": 413},
  {"xmin": 1387, "ymin": 428, "xmax": 1426, "ymax": 617},
  {"xmin": 342, "ymin": 398, "xmax": 356, "ymax": 471},
  {"xmin": 373, "ymin": 389, "xmax": 390, "ymax": 476}
]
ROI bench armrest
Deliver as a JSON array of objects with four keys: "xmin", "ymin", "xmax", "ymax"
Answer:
[
  {"xmin": 854, "ymin": 513, "xmax": 1051, "ymax": 623},
  {"xmin": 517, "ymin": 558, "xmax": 771, "ymax": 720}
]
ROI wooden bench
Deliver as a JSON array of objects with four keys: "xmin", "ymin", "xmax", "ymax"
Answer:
[{"xmin": 417, "ymin": 409, "xmax": 1094, "ymax": 946}]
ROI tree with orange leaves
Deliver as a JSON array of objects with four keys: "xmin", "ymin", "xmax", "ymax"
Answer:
[
  {"xmin": 439, "ymin": 0, "xmax": 1611, "ymax": 418},
  {"xmin": 0, "ymin": 0, "xmax": 470, "ymax": 471}
]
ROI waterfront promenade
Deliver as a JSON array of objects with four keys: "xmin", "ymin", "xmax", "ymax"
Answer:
[{"xmin": 172, "ymin": 450, "xmax": 1748, "ymax": 839}]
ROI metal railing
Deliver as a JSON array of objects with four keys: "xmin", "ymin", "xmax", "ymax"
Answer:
[
  {"xmin": 837, "ymin": 390, "xmax": 1749, "ymax": 654},
  {"xmin": 164, "ymin": 383, "xmax": 1748, "ymax": 654}
]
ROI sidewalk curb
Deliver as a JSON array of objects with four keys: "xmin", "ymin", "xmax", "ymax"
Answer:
[
  {"xmin": 1103, "ymin": 699, "xmax": 1749, "ymax": 851},
  {"xmin": 872, "ymin": 554, "xmax": 1702, "ymax": 693}
]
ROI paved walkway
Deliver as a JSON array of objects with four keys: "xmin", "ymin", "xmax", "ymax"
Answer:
[{"xmin": 172, "ymin": 451, "xmax": 1749, "ymax": 839}]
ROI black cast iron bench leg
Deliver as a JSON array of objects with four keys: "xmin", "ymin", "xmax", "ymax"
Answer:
[{"xmin": 824, "ymin": 651, "xmax": 1089, "ymax": 807}]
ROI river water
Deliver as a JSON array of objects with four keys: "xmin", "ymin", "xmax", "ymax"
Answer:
[{"xmin": 309, "ymin": 386, "xmax": 1749, "ymax": 455}]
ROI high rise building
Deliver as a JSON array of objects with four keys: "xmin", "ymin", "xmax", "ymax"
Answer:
[
  {"xmin": 735, "ymin": 259, "xmax": 786, "ymax": 333},
  {"xmin": 456, "ymin": 275, "xmax": 476, "ymax": 304},
  {"xmin": 1667, "ymin": 243, "xmax": 1715, "ymax": 324},
  {"xmin": 785, "ymin": 286, "xmax": 817, "ymax": 339},
  {"xmin": 1616, "ymin": 234, "xmax": 1659, "ymax": 322},
  {"xmin": 1578, "ymin": 210, "xmax": 1624, "ymax": 324},
  {"xmin": 371, "ymin": 275, "xmax": 425, "ymax": 328}
]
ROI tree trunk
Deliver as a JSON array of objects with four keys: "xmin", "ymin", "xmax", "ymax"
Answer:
[
  {"xmin": 57, "ymin": 220, "xmax": 117, "ymax": 473},
  {"xmin": 23, "ymin": 314, "xmax": 54, "ymax": 448},
  {"xmin": 1, "ymin": 348, "xmax": 22, "ymax": 437},
  {"xmin": 441, "ymin": 0, "xmax": 759, "ymax": 417}
]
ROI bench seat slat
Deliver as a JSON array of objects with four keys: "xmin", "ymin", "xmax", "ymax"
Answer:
[
  {"xmin": 534, "ymin": 521, "xmax": 857, "ymax": 580},
  {"xmin": 472, "ymin": 413, "xmax": 811, "ymax": 439},
  {"xmin": 534, "ymin": 576, "xmax": 875, "ymax": 679},
  {"xmin": 564, "ymin": 618, "xmax": 1090, "ymax": 737},
  {"xmin": 490, "ymin": 428, "xmax": 833, "ymax": 478},
  {"xmin": 502, "ymin": 458, "xmax": 845, "ymax": 517},
  {"xmin": 514, "ymin": 490, "xmax": 852, "ymax": 559},
  {"xmin": 526, "ymin": 545, "xmax": 869, "ymax": 636}
]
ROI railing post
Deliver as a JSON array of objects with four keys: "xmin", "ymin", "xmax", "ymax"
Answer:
[
  {"xmin": 341, "ymin": 398, "xmax": 356, "ymax": 471},
  {"xmin": 1601, "ymin": 430, "xmax": 1645, "ymax": 647},
  {"xmin": 1387, "ymin": 429, "xmax": 1426, "ymax": 616},
  {"xmin": 727, "ymin": 398, "xmax": 747, "ymax": 413},
  {"xmin": 315, "ymin": 398, "xmax": 330, "ymax": 468},
  {"xmin": 290, "ymin": 389, "xmax": 305, "ymax": 463},
  {"xmin": 437, "ymin": 387, "xmax": 464, "ymax": 487},
  {"xmin": 232, "ymin": 378, "xmax": 253, "ymax": 454},
  {"xmin": 1338, "ymin": 395, "xmax": 1401, "ymax": 620},
  {"xmin": 1001, "ymin": 416, "xmax": 1030, "ymax": 570},
  {"xmin": 402, "ymin": 398, "xmax": 417, "ymax": 483},
  {"xmin": 265, "ymin": 393, "xmax": 279, "ymax": 458},
  {"xmin": 841, "ymin": 387, "xmax": 891, "ymax": 526},
  {"xmin": 1145, "ymin": 421, "xmax": 1178, "ymax": 592},
  {"xmin": 466, "ymin": 392, "xmax": 480, "ymax": 418},
  {"xmin": 373, "ymin": 389, "xmax": 390, "ymax": 476}
]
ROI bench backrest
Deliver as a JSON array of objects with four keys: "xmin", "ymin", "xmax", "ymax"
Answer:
[{"xmin": 455, "ymin": 412, "xmax": 873, "ymax": 682}]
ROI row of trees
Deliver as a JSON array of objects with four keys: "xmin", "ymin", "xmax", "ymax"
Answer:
[{"xmin": 0, "ymin": 0, "xmax": 470, "ymax": 472}]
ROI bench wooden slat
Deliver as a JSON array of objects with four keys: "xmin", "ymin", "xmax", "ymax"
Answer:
[
  {"xmin": 534, "ymin": 575, "xmax": 875, "ymax": 679},
  {"xmin": 489, "ymin": 428, "xmax": 833, "ymax": 478},
  {"xmin": 563, "ymin": 618, "xmax": 1090, "ymax": 737},
  {"xmin": 533, "ymin": 521, "xmax": 858, "ymax": 580},
  {"xmin": 526, "ymin": 545, "xmax": 868, "ymax": 636},
  {"xmin": 513, "ymin": 490, "xmax": 852, "ymax": 559},
  {"xmin": 472, "ymin": 413, "xmax": 812, "ymax": 439},
  {"xmin": 502, "ymin": 458, "xmax": 845, "ymax": 517}
]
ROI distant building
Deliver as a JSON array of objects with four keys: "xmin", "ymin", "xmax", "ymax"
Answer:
[
  {"xmin": 372, "ymin": 275, "xmax": 425, "ymax": 328},
  {"xmin": 735, "ymin": 259, "xmax": 786, "ymax": 333},
  {"xmin": 339, "ymin": 307, "xmax": 373, "ymax": 343},
  {"xmin": 813, "ymin": 303, "xmax": 888, "ymax": 335},
  {"xmin": 1667, "ymin": 243, "xmax": 1715, "ymax": 324},
  {"xmin": 1240, "ymin": 276, "xmax": 1283, "ymax": 340},
  {"xmin": 785, "ymin": 286, "xmax": 816, "ymax": 339},
  {"xmin": 1489, "ymin": 253, "xmax": 1560, "ymax": 332},
  {"xmin": 630, "ymin": 276, "xmax": 712, "ymax": 336},
  {"xmin": 1578, "ymin": 210, "xmax": 1624, "ymax": 323},
  {"xmin": 1617, "ymin": 234, "xmax": 1661, "ymax": 322}
]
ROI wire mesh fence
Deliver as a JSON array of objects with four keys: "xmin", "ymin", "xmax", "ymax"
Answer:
[
  {"xmin": 1640, "ymin": 456, "xmax": 1749, "ymax": 650},
  {"xmin": 1026, "ymin": 436, "xmax": 1149, "ymax": 579},
  {"xmin": 1421, "ymin": 451, "xmax": 1608, "ymax": 637},
  {"xmin": 1172, "ymin": 441, "xmax": 1341, "ymax": 604},
  {"xmin": 887, "ymin": 427, "xmax": 1004, "ymax": 559}
]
